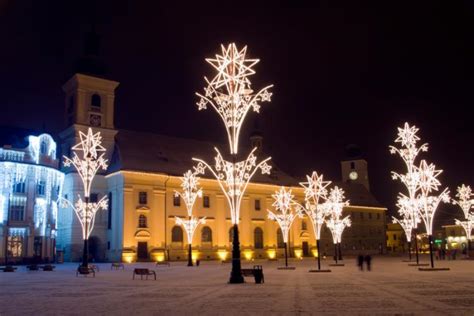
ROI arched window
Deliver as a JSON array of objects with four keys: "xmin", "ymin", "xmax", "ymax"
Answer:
[
  {"xmin": 301, "ymin": 219, "xmax": 307, "ymax": 231},
  {"xmin": 91, "ymin": 94, "xmax": 101, "ymax": 108},
  {"xmin": 229, "ymin": 227, "xmax": 235, "ymax": 243},
  {"xmin": 40, "ymin": 140, "xmax": 47, "ymax": 155},
  {"xmin": 138, "ymin": 215, "xmax": 147, "ymax": 228},
  {"xmin": 276, "ymin": 228, "xmax": 284, "ymax": 248},
  {"xmin": 172, "ymin": 226, "xmax": 183, "ymax": 243},
  {"xmin": 254, "ymin": 227, "xmax": 264, "ymax": 249},
  {"xmin": 201, "ymin": 226, "xmax": 212, "ymax": 243}
]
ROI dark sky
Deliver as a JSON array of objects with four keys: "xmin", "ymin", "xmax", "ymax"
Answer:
[{"xmin": 1, "ymin": 1, "xmax": 473, "ymax": 225}]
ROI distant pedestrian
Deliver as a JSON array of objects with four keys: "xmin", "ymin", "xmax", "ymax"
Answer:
[
  {"xmin": 364, "ymin": 254, "xmax": 372, "ymax": 271},
  {"xmin": 441, "ymin": 248, "xmax": 446, "ymax": 260},
  {"xmin": 357, "ymin": 254, "xmax": 364, "ymax": 271}
]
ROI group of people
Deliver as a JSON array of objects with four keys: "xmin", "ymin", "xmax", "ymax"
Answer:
[
  {"xmin": 435, "ymin": 248, "xmax": 458, "ymax": 260},
  {"xmin": 357, "ymin": 254, "xmax": 372, "ymax": 271}
]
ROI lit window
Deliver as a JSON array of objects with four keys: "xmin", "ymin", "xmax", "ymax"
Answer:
[
  {"xmin": 172, "ymin": 226, "xmax": 183, "ymax": 242},
  {"xmin": 37, "ymin": 181, "xmax": 46, "ymax": 196},
  {"xmin": 254, "ymin": 227, "xmax": 264, "ymax": 249},
  {"xmin": 255, "ymin": 199, "xmax": 261, "ymax": 211},
  {"xmin": 7, "ymin": 236, "xmax": 23, "ymax": 257},
  {"xmin": 201, "ymin": 226, "xmax": 212, "ymax": 243},
  {"xmin": 138, "ymin": 214, "xmax": 147, "ymax": 228},
  {"xmin": 203, "ymin": 196, "xmax": 210, "ymax": 208},
  {"xmin": 139, "ymin": 192, "xmax": 147, "ymax": 205},
  {"xmin": 173, "ymin": 195, "xmax": 181, "ymax": 207}
]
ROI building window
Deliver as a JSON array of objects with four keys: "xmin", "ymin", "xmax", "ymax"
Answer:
[
  {"xmin": 277, "ymin": 228, "xmax": 284, "ymax": 248},
  {"xmin": 203, "ymin": 196, "xmax": 210, "ymax": 208},
  {"xmin": 350, "ymin": 162, "xmax": 355, "ymax": 169},
  {"xmin": 301, "ymin": 219, "xmax": 307, "ymax": 231},
  {"xmin": 393, "ymin": 234, "xmax": 397, "ymax": 241},
  {"xmin": 91, "ymin": 94, "xmax": 101, "ymax": 108},
  {"xmin": 368, "ymin": 213, "xmax": 372, "ymax": 219},
  {"xmin": 138, "ymin": 214, "xmax": 147, "ymax": 228},
  {"xmin": 7, "ymin": 236, "xmax": 23, "ymax": 257},
  {"xmin": 201, "ymin": 226, "xmax": 212, "ymax": 243},
  {"xmin": 360, "ymin": 212, "xmax": 364, "ymax": 219},
  {"xmin": 376, "ymin": 213, "xmax": 380, "ymax": 220},
  {"xmin": 107, "ymin": 192, "xmax": 112, "ymax": 230},
  {"xmin": 255, "ymin": 199, "xmax": 261, "ymax": 211},
  {"xmin": 9, "ymin": 200, "xmax": 26, "ymax": 221},
  {"xmin": 254, "ymin": 227, "xmax": 264, "ymax": 249},
  {"xmin": 13, "ymin": 181, "xmax": 26, "ymax": 194},
  {"xmin": 37, "ymin": 181, "xmax": 46, "ymax": 196},
  {"xmin": 89, "ymin": 193, "xmax": 98, "ymax": 203},
  {"xmin": 107, "ymin": 241, "xmax": 111, "ymax": 250},
  {"xmin": 172, "ymin": 226, "xmax": 183, "ymax": 243},
  {"xmin": 139, "ymin": 191, "xmax": 147, "ymax": 205},
  {"xmin": 173, "ymin": 195, "xmax": 181, "ymax": 207}
]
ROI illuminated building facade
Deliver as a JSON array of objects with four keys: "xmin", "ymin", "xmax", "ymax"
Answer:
[
  {"xmin": 0, "ymin": 131, "xmax": 64, "ymax": 263},
  {"xmin": 54, "ymin": 72, "xmax": 387, "ymax": 263}
]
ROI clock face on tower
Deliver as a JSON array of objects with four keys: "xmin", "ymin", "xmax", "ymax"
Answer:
[
  {"xmin": 89, "ymin": 114, "xmax": 102, "ymax": 127},
  {"xmin": 349, "ymin": 171, "xmax": 358, "ymax": 180}
]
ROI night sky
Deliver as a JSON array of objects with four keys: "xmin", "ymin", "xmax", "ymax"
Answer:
[{"xmin": 1, "ymin": 1, "xmax": 473, "ymax": 225}]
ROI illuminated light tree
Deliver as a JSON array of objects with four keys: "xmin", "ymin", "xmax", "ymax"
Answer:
[
  {"xmin": 174, "ymin": 170, "xmax": 205, "ymax": 266},
  {"xmin": 194, "ymin": 43, "xmax": 273, "ymax": 283},
  {"xmin": 452, "ymin": 185, "xmax": 474, "ymax": 255},
  {"xmin": 390, "ymin": 123, "xmax": 450, "ymax": 268},
  {"xmin": 322, "ymin": 186, "xmax": 351, "ymax": 264},
  {"xmin": 267, "ymin": 187, "xmax": 302, "ymax": 269},
  {"xmin": 392, "ymin": 216, "xmax": 416, "ymax": 260},
  {"xmin": 59, "ymin": 128, "xmax": 108, "ymax": 269},
  {"xmin": 390, "ymin": 123, "xmax": 427, "ymax": 265},
  {"xmin": 299, "ymin": 172, "xmax": 331, "ymax": 271}
]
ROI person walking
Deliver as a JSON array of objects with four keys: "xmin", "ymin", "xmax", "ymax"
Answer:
[
  {"xmin": 357, "ymin": 254, "xmax": 364, "ymax": 271},
  {"xmin": 364, "ymin": 254, "xmax": 372, "ymax": 271}
]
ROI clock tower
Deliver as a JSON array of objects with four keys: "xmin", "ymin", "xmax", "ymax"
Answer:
[{"xmin": 341, "ymin": 145, "xmax": 370, "ymax": 191}]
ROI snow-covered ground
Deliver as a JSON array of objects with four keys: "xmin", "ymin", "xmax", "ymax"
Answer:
[{"xmin": 1, "ymin": 256, "xmax": 473, "ymax": 315}]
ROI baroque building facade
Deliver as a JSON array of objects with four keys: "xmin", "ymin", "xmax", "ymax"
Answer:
[
  {"xmin": 55, "ymin": 71, "xmax": 387, "ymax": 263},
  {"xmin": 0, "ymin": 132, "xmax": 64, "ymax": 263}
]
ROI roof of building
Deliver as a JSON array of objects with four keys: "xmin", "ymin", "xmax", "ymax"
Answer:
[{"xmin": 108, "ymin": 129, "xmax": 386, "ymax": 208}]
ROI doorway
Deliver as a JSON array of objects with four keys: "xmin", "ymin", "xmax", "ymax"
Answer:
[
  {"xmin": 137, "ymin": 242, "xmax": 148, "ymax": 261},
  {"xmin": 302, "ymin": 241, "xmax": 309, "ymax": 257}
]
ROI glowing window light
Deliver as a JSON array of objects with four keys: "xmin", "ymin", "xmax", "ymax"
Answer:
[
  {"xmin": 193, "ymin": 147, "xmax": 271, "ymax": 225},
  {"xmin": 452, "ymin": 184, "xmax": 474, "ymax": 219},
  {"xmin": 455, "ymin": 215, "xmax": 474, "ymax": 241},
  {"xmin": 323, "ymin": 186, "xmax": 351, "ymax": 244},
  {"xmin": 299, "ymin": 172, "xmax": 331, "ymax": 240},
  {"xmin": 267, "ymin": 187, "xmax": 301, "ymax": 243},
  {"xmin": 196, "ymin": 43, "xmax": 273, "ymax": 155}
]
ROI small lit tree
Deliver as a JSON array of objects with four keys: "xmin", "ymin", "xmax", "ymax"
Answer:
[
  {"xmin": 323, "ymin": 186, "xmax": 351, "ymax": 264},
  {"xmin": 390, "ymin": 123, "xmax": 450, "ymax": 268},
  {"xmin": 392, "ymin": 216, "xmax": 416, "ymax": 260},
  {"xmin": 452, "ymin": 185, "xmax": 474, "ymax": 255},
  {"xmin": 299, "ymin": 172, "xmax": 331, "ymax": 270},
  {"xmin": 268, "ymin": 187, "xmax": 302, "ymax": 268},
  {"xmin": 59, "ymin": 128, "xmax": 108, "ymax": 269},
  {"xmin": 174, "ymin": 170, "xmax": 205, "ymax": 266},
  {"xmin": 193, "ymin": 43, "xmax": 273, "ymax": 283}
]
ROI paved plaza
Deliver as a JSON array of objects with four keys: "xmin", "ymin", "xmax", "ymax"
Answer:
[{"xmin": 1, "ymin": 256, "xmax": 473, "ymax": 315}]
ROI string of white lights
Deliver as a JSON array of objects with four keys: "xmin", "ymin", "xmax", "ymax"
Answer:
[{"xmin": 267, "ymin": 187, "xmax": 302, "ymax": 243}]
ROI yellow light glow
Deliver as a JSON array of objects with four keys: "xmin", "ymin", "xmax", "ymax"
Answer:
[
  {"xmin": 267, "ymin": 249, "xmax": 276, "ymax": 259},
  {"xmin": 217, "ymin": 250, "xmax": 228, "ymax": 261},
  {"xmin": 243, "ymin": 250, "xmax": 253, "ymax": 260},
  {"xmin": 312, "ymin": 248, "xmax": 318, "ymax": 258},
  {"xmin": 122, "ymin": 253, "xmax": 135, "ymax": 263},
  {"xmin": 151, "ymin": 252, "xmax": 165, "ymax": 262},
  {"xmin": 192, "ymin": 250, "xmax": 199, "ymax": 261},
  {"xmin": 294, "ymin": 249, "xmax": 302, "ymax": 259}
]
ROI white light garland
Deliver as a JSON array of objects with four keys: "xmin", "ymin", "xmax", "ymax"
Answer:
[
  {"xmin": 196, "ymin": 43, "xmax": 273, "ymax": 155},
  {"xmin": 193, "ymin": 147, "xmax": 271, "ymax": 225},
  {"xmin": 452, "ymin": 184, "xmax": 474, "ymax": 219},
  {"xmin": 455, "ymin": 214, "xmax": 474, "ymax": 241},
  {"xmin": 392, "ymin": 216, "xmax": 415, "ymax": 242},
  {"xmin": 267, "ymin": 187, "xmax": 302, "ymax": 243},
  {"xmin": 174, "ymin": 170, "xmax": 202, "ymax": 217},
  {"xmin": 175, "ymin": 216, "xmax": 206, "ymax": 245},
  {"xmin": 323, "ymin": 186, "xmax": 351, "ymax": 245}
]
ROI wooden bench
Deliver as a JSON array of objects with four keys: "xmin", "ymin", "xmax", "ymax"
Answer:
[
  {"xmin": 0, "ymin": 266, "xmax": 17, "ymax": 272},
  {"xmin": 40, "ymin": 264, "xmax": 55, "ymax": 271},
  {"xmin": 242, "ymin": 265, "xmax": 264, "ymax": 283},
  {"xmin": 133, "ymin": 268, "xmax": 156, "ymax": 280},
  {"xmin": 76, "ymin": 266, "xmax": 96, "ymax": 277},
  {"xmin": 27, "ymin": 264, "xmax": 40, "ymax": 271},
  {"xmin": 111, "ymin": 263, "xmax": 125, "ymax": 270},
  {"xmin": 155, "ymin": 261, "xmax": 170, "ymax": 267}
]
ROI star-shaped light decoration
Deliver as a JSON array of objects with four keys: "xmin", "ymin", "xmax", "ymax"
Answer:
[
  {"xmin": 196, "ymin": 43, "xmax": 273, "ymax": 154},
  {"xmin": 267, "ymin": 187, "xmax": 302, "ymax": 243},
  {"xmin": 452, "ymin": 184, "xmax": 474, "ymax": 219},
  {"xmin": 455, "ymin": 214, "xmax": 474, "ymax": 242},
  {"xmin": 322, "ymin": 186, "xmax": 351, "ymax": 244},
  {"xmin": 193, "ymin": 147, "xmax": 271, "ymax": 225},
  {"xmin": 175, "ymin": 170, "xmax": 203, "ymax": 217}
]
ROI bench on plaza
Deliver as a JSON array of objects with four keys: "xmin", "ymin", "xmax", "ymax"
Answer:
[
  {"xmin": 26, "ymin": 264, "xmax": 40, "ymax": 271},
  {"xmin": 0, "ymin": 265, "xmax": 17, "ymax": 272},
  {"xmin": 76, "ymin": 265, "xmax": 96, "ymax": 277},
  {"xmin": 241, "ymin": 265, "xmax": 264, "ymax": 284},
  {"xmin": 155, "ymin": 261, "xmax": 170, "ymax": 267},
  {"xmin": 133, "ymin": 268, "xmax": 156, "ymax": 280},
  {"xmin": 40, "ymin": 264, "xmax": 56, "ymax": 271},
  {"xmin": 111, "ymin": 262, "xmax": 125, "ymax": 270}
]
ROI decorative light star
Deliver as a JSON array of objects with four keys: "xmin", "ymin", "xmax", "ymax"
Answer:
[
  {"xmin": 392, "ymin": 216, "xmax": 415, "ymax": 243},
  {"xmin": 193, "ymin": 147, "xmax": 271, "ymax": 225},
  {"xmin": 455, "ymin": 214, "xmax": 474, "ymax": 242},
  {"xmin": 452, "ymin": 184, "xmax": 474, "ymax": 219},
  {"xmin": 322, "ymin": 186, "xmax": 351, "ymax": 244},
  {"xmin": 174, "ymin": 170, "xmax": 203, "ymax": 217},
  {"xmin": 268, "ymin": 187, "xmax": 302, "ymax": 243},
  {"xmin": 195, "ymin": 43, "xmax": 273, "ymax": 154}
]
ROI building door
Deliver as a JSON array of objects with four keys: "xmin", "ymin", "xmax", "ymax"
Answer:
[
  {"xmin": 137, "ymin": 242, "xmax": 148, "ymax": 261},
  {"xmin": 302, "ymin": 242, "xmax": 309, "ymax": 257},
  {"xmin": 34, "ymin": 236, "xmax": 42, "ymax": 259}
]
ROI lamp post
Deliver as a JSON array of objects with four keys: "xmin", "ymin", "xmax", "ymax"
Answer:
[
  {"xmin": 174, "ymin": 170, "xmax": 205, "ymax": 267},
  {"xmin": 193, "ymin": 44, "xmax": 273, "ymax": 283},
  {"xmin": 59, "ymin": 128, "xmax": 108, "ymax": 269},
  {"xmin": 268, "ymin": 187, "xmax": 301, "ymax": 269},
  {"xmin": 299, "ymin": 172, "xmax": 331, "ymax": 271}
]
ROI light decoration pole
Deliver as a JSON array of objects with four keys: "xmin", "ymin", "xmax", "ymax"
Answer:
[
  {"xmin": 392, "ymin": 216, "xmax": 415, "ymax": 260},
  {"xmin": 267, "ymin": 187, "xmax": 302, "ymax": 269},
  {"xmin": 452, "ymin": 185, "xmax": 474, "ymax": 256},
  {"xmin": 174, "ymin": 169, "xmax": 205, "ymax": 266},
  {"xmin": 193, "ymin": 43, "xmax": 273, "ymax": 283},
  {"xmin": 299, "ymin": 172, "xmax": 331, "ymax": 271},
  {"xmin": 390, "ymin": 123, "xmax": 450, "ymax": 268},
  {"xmin": 323, "ymin": 186, "xmax": 351, "ymax": 264},
  {"xmin": 59, "ymin": 128, "xmax": 108, "ymax": 269}
]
